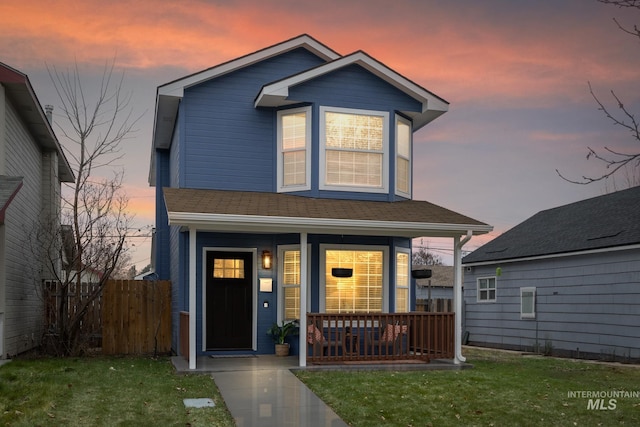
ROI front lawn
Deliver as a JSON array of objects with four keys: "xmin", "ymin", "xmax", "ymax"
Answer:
[
  {"xmin": 0, "ymin": 356, "xmax": 234, "ymax": 427},
  {"xmin": 296, "ymin": 347, "xmax": 640, "ymax": 426},
  {"xmin": 2, "ymin": 348, "xmax": 639, "ymax": 426}
]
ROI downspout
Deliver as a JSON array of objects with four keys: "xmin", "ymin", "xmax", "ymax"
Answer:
[{"xmin": 453, "ymin": 230, "xmax": 472, "ymax": 364}]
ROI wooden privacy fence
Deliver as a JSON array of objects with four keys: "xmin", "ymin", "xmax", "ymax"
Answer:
[
  {"xmin": 43, "ymin": 280, "xmax": 102, "ymax": 345},
  {"xmin": 43, "ymin": 280, "xmax": 172, "ymax": 355},
  {"xmin": 416, "ymin": 298, "xmax": 452, "ymax": 312},
  {"xmin": 102, "ymin": 280, "xmax": 172, "ymax": 355}
]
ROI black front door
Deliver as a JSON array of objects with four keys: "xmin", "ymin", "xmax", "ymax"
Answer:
[{"xmin": 205, "ymin": 251, "xmax": 253, "ymax": 350}]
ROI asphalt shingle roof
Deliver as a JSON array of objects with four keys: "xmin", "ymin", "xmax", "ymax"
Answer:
[
  {"xmin": 163, "ymin": 187, "xmax": 489, "ymax": 227},
  {"xmin": 463, "ymin": 186, "xmax": 640, "ymax": 264}
]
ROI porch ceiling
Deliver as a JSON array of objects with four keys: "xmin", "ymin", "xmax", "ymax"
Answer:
[{"xmin": 163, "ymin": 188, "xmax": 492, "ymax": 238}]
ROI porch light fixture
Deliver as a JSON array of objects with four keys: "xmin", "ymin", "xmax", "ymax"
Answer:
[
  {"xmin": 262, "ymin": 250, "xmax": 272, "ymax": 270},
  {"xmin": 331, "ymin": 267, "xmax": 353, "ymax": 278},
  {"xmin": 411, "ymin": 269, "xmax": 432, "ymax": 279}
]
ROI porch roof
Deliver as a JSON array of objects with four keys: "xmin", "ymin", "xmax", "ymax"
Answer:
[{"xmin": 163, "ymin": 188, "xmax": 492, "ymax": 238}]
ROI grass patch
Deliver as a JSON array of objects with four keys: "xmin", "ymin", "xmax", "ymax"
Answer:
[
  {"xmin": 0, "ymin": 356, "xmax": 234, "ymax": 427},
  {"xmin": 296, "ymin": 347, "xmax": 640, "ymax": 426}
]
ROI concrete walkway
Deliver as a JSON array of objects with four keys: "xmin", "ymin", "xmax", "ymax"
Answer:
[{"xmin": 172, "ymin": 356, "xmax": 348, "ymax": 427}]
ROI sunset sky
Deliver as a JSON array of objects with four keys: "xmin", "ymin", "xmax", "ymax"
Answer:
[{"xmin": 2, "ymin": 0, "xmax": 639, "ymax": 268}]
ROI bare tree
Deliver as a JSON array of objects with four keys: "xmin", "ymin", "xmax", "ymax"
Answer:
[
  {"xmin": 412, "ymin": 246, "xmax": 444, "ymax": 266},
  {"xmin": 557, "ymin": 0, "xmax": 640, "ymax": 185},
  {"xmin": 37, "ymin": 59, "xmax": 140, "ymax": 355}
]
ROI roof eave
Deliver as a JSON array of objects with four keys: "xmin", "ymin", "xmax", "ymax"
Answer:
[
  {"xmin": 0, "ymin": 62, "xmax": 75, "ymax": 182},
  {"xmin": 463, "ymin": 243, "xmax": 640, "ymax": 267},
  {"xmin": 167, "ymin": 211, "xmax": 493, "ymax": 238},
  {"xmin": 254, "ymin": 51, "xmax": 448, "ymax": 126}
]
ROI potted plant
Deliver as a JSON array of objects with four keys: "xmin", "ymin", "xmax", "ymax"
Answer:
[{"xmin": 267, "ymin": 320, "xmax": 299, "ymax": 356}]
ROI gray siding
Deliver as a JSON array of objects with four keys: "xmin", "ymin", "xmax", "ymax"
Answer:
[
  {"xmin": 464, "ymin": 249, "xmax": 640, "ymax": 361},
  {"xmin": 2, "ymin": 99, "xmax": 45, "ymax": 357}
]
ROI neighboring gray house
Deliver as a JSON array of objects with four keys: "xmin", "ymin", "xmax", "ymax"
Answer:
[
  {"xmin": 462, "ymin": 186, "xmax": 640, "ymax": 363},
  {"xmin": 415, "ymin": 265, "xmax": 454, "ymax": 311},
  {"xmin": 0, "ymin": 62, "xmax": 74, "ymax": 358}
]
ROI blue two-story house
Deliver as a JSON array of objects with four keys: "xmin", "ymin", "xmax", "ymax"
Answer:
[{"xmin": 149, "ymin": 35, "xmax": 492, "ymax": 369}]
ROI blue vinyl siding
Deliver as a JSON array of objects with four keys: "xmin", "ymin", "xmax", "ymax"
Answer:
[
  {"xmin": 180, "ymin": 48, "xmax": 325, "ymax": 191},
  {"xmin": 173, "ymin": 232, "xmax": 413, "ymax": 355},
  {"xmin": 464, "ymin": 249, "xmax": 640, "ymax": 361},
  {"xmin": 290, "ymin": 65, "xmax": 421, "ymax": 113},
  {"xmin": 154, "ymin": 150, "xmax": 171, "ymax": 280}
]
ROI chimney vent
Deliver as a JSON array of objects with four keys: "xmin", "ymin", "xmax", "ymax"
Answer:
[{"xmin": 45, "ymin": 105, "xmax": 53, "ymax": 124}]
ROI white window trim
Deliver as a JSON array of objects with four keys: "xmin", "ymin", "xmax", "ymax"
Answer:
[
  {"xmin": 520, "ymin": 287, "xmax": 536, "ymax": 319},
  {"xmin": 277, "ymin": 106, "xmax": 312, "ymax": 192},
  {"xmin": 276, "ymin": 244, "xmax": 311, "ymax": 323},
  {"xmin": 395, "ymin": 247, "xmax": 411, "ymax": 312},
  {"xmin": 319, "ymin": 106, "xmax": 389, "ymax": 194},
  {"xmin": 395, "ymin": 115, "xmax": 412, "ymax": 198},
  {"xmin": 477, "ymin": 276, "xmax": 497, "ymax": 303},
  {"xmin": 319, "ymin": 244, "xmax": 389, "ymax": 312}
]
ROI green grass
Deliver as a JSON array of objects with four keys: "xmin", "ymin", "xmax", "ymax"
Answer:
[
  {"xmin": 295, "ymin": 348, "xmax": 640, "ymax": 427},
  {"xmin": 0, "ymin": 356, "xmax": 234, "ymax": 427},
  {"xmin": 2, "ymin": 349, "xmax": 639, "ymax": 427}
]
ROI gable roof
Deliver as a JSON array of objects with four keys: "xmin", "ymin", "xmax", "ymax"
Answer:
[
  {"xmin": 0, "ymin": 62, "xmax": 74, "ymax": 182},
  {"xmin": 463, "ymin": 186, "xmax": 640, "ymax": 265},
  {"xmin": 149, "ymin": 35, "xmax": 449, "ymax": 185},
  {"xmin": 254, "ymin": 50, "xmax": 449, "ymax": 131},
  {"xmin": 152, "ymin": 34, "xmax": 339, "ymax": 152},
  {"xmin": 163, "ymin": 188, "xmax": 492, "ymax": 238},
  {"xmin": 415, "ymin": 265, "xmax": 455, "ymax": 288}
]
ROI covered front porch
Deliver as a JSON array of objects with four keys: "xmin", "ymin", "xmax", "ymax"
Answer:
[{"xmin": 163, "ymin": 188, "xmax": 492, "ymax": 369}]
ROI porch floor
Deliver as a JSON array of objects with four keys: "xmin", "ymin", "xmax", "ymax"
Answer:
[{"xmin": 171, "ymin": 355, "xmax": 469, "ymax": 427}]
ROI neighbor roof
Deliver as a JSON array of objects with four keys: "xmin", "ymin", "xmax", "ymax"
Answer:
[
  {"xmin": 163, "ymin": 188, "xmax": 492, "ymax": 238},
  {"xmin": 414, "ymin": 265, "xmax": 455, "ymax": 288},
  {"xmin": 0, "ymin": 62, "xmax": 74, "ymax": 182},
  {"xmin": 463, "ymin": 186, "xmax": 640, "ymax": 264}
]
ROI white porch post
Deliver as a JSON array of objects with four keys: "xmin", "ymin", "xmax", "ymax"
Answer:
[
  {"xmin": 298, "ymin": 232, "xmax": 308, "ymax": 367},
  {"xmin": 453, "ymin": 231, "xmax": 472, "ymax": 364},
  {"xmin": 189, "ymin": 227, "xmax": 197, "ymax": 370}
]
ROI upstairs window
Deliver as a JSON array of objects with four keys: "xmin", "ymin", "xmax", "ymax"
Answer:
[
  {"xmin": 278, "ymin": 107, "xmax": 311, "ymax": 192},
  {"xmin": 320, "ymin": 107, "xmax": 388, "ymax": 193},
  {"xmin": 395, "ymin": 116, "xmax": 411, "ymax": 197}
]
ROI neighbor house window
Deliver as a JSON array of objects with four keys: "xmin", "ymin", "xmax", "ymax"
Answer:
[
  {"xmin": 395, "ymin": 116, "xmax": 411, "ymax": 197},
  {"xmin": 323, "ymin": 248, "xmax": 385, "ymax": 313},
  {"xmin": 277, "ymin": 107, "xmax": 311, "ymax": 192},
  {"xmin": 521, "ymin": 287, "xmax": 536, "ymax": 319},
  {"xmin": 320, "ymin": 107, "xmax": 388, "ymax": 193},
  {"xmin": 395, "ymin": 250, "xmax": 410, "ymax": 312},
  {"xmin": 477, "ymin": 277, "xmax": 496, "ymax": 302}
]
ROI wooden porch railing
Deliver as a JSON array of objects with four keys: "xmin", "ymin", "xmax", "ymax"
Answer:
[{"xmin": 306, "ymin": 312, "xmax": 454, "ymax": 364}]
